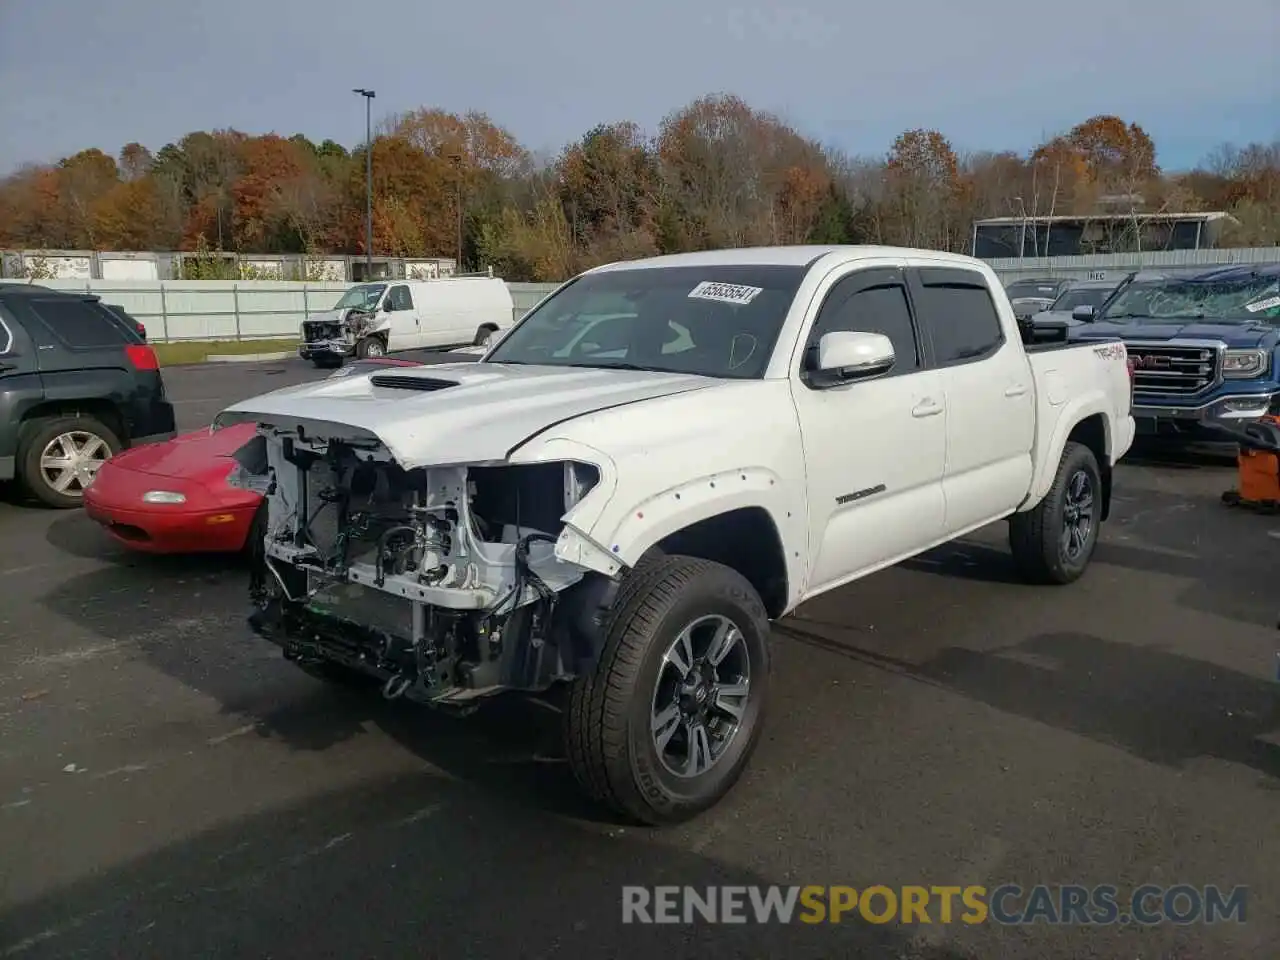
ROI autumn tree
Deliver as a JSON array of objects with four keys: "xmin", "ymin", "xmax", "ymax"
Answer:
[
  {"xmin": 339, "ymin": 136, "xmax": 440, "ymax": 256},
  {"xmin": 0, "ymin": 95, "xmax": 1273, "ymax": 272},
  {"xmin": 0, "ymin": 166, "xmax": 64, "ymax": 248},
  {"xmin": 882, "ymin": 129, "xmax": 960, "ymax": 248},
  {"xmin": 1065, "ymin": 115, "xmax": 1159, "ymax": 204},
  {"xmin": 230, "ymin": 135, "xmax": 309, "ymax": 250},
  {"xmin": 382, "ymin": 109, "xmax": 530, "ymax": 264},
  {"xmin": 56, "ymin": 149, "xmax": 120, "ymax": 247},
  {"xmin": 118, "ymin": 143, "xmax": 154, "ymax": 181},
  {"xmin": 93, "ymin": 178, "xmax": 165, "ymax": 249},
  {"xmin": 1205, "ymin": 140, "xmax": 1280, "ymax": 245},
  {"xmin": 176, "ymin": 130, "xmax": 246, "ymax": 249},
  {"xmin": 557, "ymin": 122, "xmax": 661, "ymax": 265},
  {"xmin": 656, "ymin": 94, "xmax": 832, "ymax": 250}
]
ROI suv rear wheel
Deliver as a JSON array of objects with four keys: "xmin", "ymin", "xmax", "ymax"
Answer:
[{"xmin": 19, "ymin": 415, "xmax": 122, "ymax": 509}]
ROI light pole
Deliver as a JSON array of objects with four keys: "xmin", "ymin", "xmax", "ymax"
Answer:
[
  {"xmin": 451, "ymin": 154, "xmax": 463, "ymax": 271},
  {"xmin": 353, "ymin": 88, "xmax": 375, "ymax": 277},
  {"xmin": 1013, "ymin": 195, "xmax": 1029, "ymax": 257}
]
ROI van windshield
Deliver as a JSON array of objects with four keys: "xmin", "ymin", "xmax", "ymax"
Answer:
[
  {"xmin": 483, "ymin": 265, "xmax": 807, "ymax": 379},
  {"xmin": 334, "ymin": 284, "xmax": 386, "ymax": 311}
]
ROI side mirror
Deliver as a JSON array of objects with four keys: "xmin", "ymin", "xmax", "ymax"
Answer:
[
  {"xmin": 806, "ymin": 331, "xmax": 895, "ymax": 386},
  {"xmin": 1071, "ymin": 305, "xmax": 1096, "ymax": 322}
]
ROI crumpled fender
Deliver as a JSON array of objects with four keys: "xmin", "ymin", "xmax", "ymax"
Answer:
[{"xmin": 507, "ymin": 435, "xmax": 800, "ymax": 599}]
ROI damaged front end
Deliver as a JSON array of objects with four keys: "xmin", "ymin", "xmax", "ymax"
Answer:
[
  {"xmin": 232, "ymin": 423, "xmax": 621, "ymax": 712},
  {"xmin": 300, "ymin": 308, "xmax": 379, "ymax": 359}
]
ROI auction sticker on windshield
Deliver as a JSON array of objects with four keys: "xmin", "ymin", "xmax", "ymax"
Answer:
[
  {"xmin": 688, "ymin": 281, "xmax": 763, "ymax": 305},
  {"xmin": 1244, "ymin": 295, "xmax": 1280, "ymax": 313}
]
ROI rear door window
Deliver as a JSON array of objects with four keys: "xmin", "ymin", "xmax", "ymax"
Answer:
[
  {"xmin": 25, "ymin": 298, "xmax": 133, "ymax": 349},
  {"xmin": 912, "ymin": 268, "xmax": 1007, "ymax": 366}
]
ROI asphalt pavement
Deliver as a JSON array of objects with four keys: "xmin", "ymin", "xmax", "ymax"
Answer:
[{"xmin": 1, "ymin": 355, "xmax": 1277, "ymax": 959}]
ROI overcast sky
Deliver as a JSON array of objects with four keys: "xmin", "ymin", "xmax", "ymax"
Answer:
[{"xmin": 1, "ymin": 0, "xmax": 1276, "ymax": 175}]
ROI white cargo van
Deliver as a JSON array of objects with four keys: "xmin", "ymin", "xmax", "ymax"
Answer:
[{"xmin": 298, "ymin": 274, "xmax": 515, "ymax": 367}]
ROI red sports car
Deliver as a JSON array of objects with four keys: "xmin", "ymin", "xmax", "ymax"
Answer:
[{"xmin": 83, "ymin": 357, "xmax": 426, "ymax": 554}]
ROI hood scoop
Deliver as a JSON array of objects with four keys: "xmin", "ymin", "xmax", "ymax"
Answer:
[{"xmin": 368, "ymin": 374, "xmax": 460, "ymax": 392}]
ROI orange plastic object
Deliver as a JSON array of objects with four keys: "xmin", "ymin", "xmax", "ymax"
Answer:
[
  {"xmin": 1239, "ymin": 448, "xmax": 1280, "ymax": 502},
  {"xmin": 1237, "ymin": 415, "xmax": 1280, "ymax": 503}
]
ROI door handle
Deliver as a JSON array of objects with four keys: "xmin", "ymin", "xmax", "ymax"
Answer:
[
  {"xmin": 911, "ymin": 398, "xmax": 943, "ymax": 418},
  {"xmin": 1004, "ymin": 384, "xmax": 1028, "ymax": 397}
]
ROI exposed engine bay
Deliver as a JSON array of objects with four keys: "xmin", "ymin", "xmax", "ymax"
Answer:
[
  {"xmin": 232, "ymin": 425, "xmax": 619, "ymax": 712},
  {"xmin": 301, "ymin": 307, "xmax": 379, "ymax": 354}
]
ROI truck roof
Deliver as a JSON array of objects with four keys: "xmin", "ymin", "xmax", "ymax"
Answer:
[{"xmin": 585, "ymin": 245, "xmax": 992, "ymax": 273}]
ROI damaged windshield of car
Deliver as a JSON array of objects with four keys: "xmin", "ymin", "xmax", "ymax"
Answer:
[
  {"xmin": 333, "ymin": 283, "xmax": 387, "ymax": 312},
  {"xmin": 483, "ymin": 265, "xmax": 808, "ymax": 379},
  {"xmin": 1100, "ymin": 275, "xmax": 1280, "ymax": 323}
]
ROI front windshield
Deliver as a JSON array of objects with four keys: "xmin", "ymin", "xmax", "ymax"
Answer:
[
  {"xmin": 483, "ymin": 265, "xmax": 807, "ymax": 378},
  {"xmin": 1052, "ymin": 286, "xmax": 1113, "ymax": 312},
  {"xmin": 1006, "ymin": 280, "xmax": 1062, "ymax": 300},
  {"xmin": 1100, "ymin": 276, "xmax": 1280, "ymax": 323},
  {"xmin": 333, "ymin": 283, "xmax": 387, "ymax": 311}
]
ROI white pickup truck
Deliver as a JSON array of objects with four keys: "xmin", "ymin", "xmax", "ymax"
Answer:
[{"xmin": 222, "ymin": 245, "xmax": 1135, "ymax": 825}]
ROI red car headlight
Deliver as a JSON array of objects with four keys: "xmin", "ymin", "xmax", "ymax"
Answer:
[{"xmin": 142, "ymin": 490, "xmax": 188, "ymax": 504}]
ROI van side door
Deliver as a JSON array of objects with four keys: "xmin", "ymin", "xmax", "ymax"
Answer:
[
  {"xmin": 907, "ymin": 265, "xmax": 1036, "ymax": 535},
  {"xmin": 789, "ymin": 263, "xmax": 948, "ymax": 596},
  {"xmin": 383, "ymin": 284, "xmax": 421, "ymax": 350}
]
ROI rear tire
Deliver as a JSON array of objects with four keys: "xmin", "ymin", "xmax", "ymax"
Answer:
[
  {"xmin": 19, "ymin": 415, "xmax": 122, "ymax": 509},
  {"xmin": 474, "ymin": 325, "xmax": 497, "ymax": 347},
  {"xmin": 1009, "ymin": 441, "xmax": 1102, "ymax": 585},
  {"xmin": 565, "ymin": 555, "xmax": 771, "ymax": 825}
]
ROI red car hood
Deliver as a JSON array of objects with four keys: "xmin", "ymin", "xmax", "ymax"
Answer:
[{"xmin": 110, "ymin": 422, "xmax": 257, "ymax": 481}]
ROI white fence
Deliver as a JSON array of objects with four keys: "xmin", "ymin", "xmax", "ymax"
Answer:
[
  {"xmin": 19, "ymin": 243, "xmax": 1280, "ymax": 342},
  {"xmin": 988, "ymin": 246, "xmax": 1280, "ymax": 284},
  {"xmin": 21, "ymin": 279, "xmax": 560, "ymax": 342}
]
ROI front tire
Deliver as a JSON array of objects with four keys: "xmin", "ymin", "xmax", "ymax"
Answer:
[
  {"xmin": 474, "ymin": 325, "xmax": 497, "ymax": 347},
  {"xmin": 19, "ymin": 415, "xmax": 122, "ymax": 509},
  {"xmin": 566, "ymin": 555, "xmax": 771, "ymax": 826},
  {"xmin": 1009, "ymin": 440, "xmax": 1102, "ymax": 585},
  {"xmin": 311, "ymin": 355, "xmax": 342, "ymax": 369},
  {"xmin": 356, "ymin": 336, "xmax": 385, "ymax": 359}
]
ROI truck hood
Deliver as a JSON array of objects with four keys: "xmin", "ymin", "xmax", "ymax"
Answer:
[
  {"xmin": 1011, "ymin": 297, "xmax": 1056, "ymax": 316},
  {"xmin": 303, "ymin": 308, "xmax": 345, "ymax": 324},
  {"xmin": 218, "ymin": 362, "xmax": 721, "ymax": 467},
  {"xmin": 1075, "ymin": 320, "xmax": 1278, "ymax": 348},
  {"xmin": 1031, "ymin": 309, "xmax": 1087, "ymax": 326}
]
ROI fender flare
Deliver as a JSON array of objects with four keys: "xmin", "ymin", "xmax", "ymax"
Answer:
[{"xmin": 1021, "ymin": 396, "xmax": 1112, "ymax": 510}]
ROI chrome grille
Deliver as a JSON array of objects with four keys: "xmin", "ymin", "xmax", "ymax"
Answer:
[{"xmin": 1125, "ymin": 342, "xmax": 1220, "ymax": 397}]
